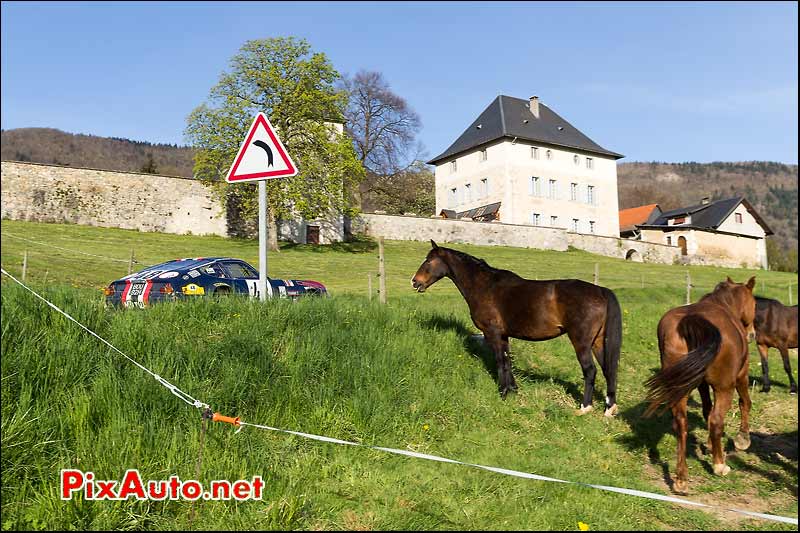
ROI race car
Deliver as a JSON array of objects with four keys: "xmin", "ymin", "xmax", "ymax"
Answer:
[{"xmin": 105, "ymin": 257, "xmax": 327, "ymax": 308}]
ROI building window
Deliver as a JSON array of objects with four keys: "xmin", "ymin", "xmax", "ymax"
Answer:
[
  {"xmin": 480, "ymin": 178, "xmax": 488, "ymax": 198},
  {"xmin": 532, "ymin": 213, "xmax": 541, "ymax": 226},
  {"xmin": 735, "ymin": 212, "xmax": 743, "ymax": 224},
  {"xmin": 572, "ymin": 218, "xmax": 579, "ymax": 232},
  {"xmin": 666, "ymin": 236, "xmax": 672, "ymax": 246},
  {"xmin": 673, "ymin": 216, "xmax": 686, "ymax": 225},
  {"xmin": 531, "ymin": 146, "xmax": 539, "ymax": 159},
  {"xmin": 450, "ymin": 160, "xmax": 457, "ymax": 173},
  {"xmin": 586, "ymin": 157, "xmax": 593, "ymax": 170},
  {"xmin": 587, "ymin": 185, "xmax": 595, "ymax": 205},
  {"xmin": 548, "ymin": 179, "xmax": 558, "ymax": 199},
  {"xmin": 464, "ymin": 183, "xmax": 472, "ymax": 203},
  {"xmin": 551, "ymin": 215, "xmax": 558, "ymax": 226},
  {"xmin": 448, "ymin": 187, "xmax": 457, "ymax": 208},
  {"xmin": 546, "ymin": 149, "xmax": 553, "ymax": 160},
  {"xmin": 530, "ymin": 176, "xmax": 541, "ymax": 196},
  {"xmin": 570, "ymin": 182, "xmax": 578, "ymax": 201},
  {"xmin": 589, "ymin": 220, "xmax": 595, "ymax": 233},
  {"xmin": 574, "ymin": 154, "xmax": 580, "ymax": 166},
  {"xmin": 479, "ymin": 149, "xmax": 487, "ymax": 162}
]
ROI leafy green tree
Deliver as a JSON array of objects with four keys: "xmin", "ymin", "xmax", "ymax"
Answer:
[{"xmin": 185, "ymin": 37, "xmax": 364, "ymax": 250}]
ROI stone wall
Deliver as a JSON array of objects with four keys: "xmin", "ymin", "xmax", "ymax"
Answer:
[
  {"xmin": 1, "ymin": 161, "xmax": 227, "ymax": 236},
  {"xmin": 354, "ymin": 213, "xmax": 569, "ymax": 251},
  {"xmin": 566, "ymin": 231, "xmax": 680, "ymax": 264},
  {"xmin": 355, "ymin": 213, "xmax": 682, "ymax": 264}
]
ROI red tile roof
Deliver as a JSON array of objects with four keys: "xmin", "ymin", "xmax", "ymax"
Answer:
[{"xmin": 619, "ymin": 204, "xmax": 659, "ymax": 232}]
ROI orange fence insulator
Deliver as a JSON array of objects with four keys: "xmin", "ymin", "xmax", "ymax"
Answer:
[{"xmin": 212, "ymin": 412, "xmax": 241, "ymax": 427}]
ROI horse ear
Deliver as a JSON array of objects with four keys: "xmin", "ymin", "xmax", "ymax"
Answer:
[
  {"xmin": 726, "ymin": 276, "xmax": 734, "ymax": 283},
  {"xmin": 430, "ymin": 240, "xmax": 438, "ymax": 249},
  {"xmin": 746, "ymin": 276, "xmax": 756, "ymax": 291}
]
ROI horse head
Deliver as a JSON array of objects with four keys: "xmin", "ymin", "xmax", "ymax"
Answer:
[
  {"xmin": 714, "ymin": 276, "xmax": 757, "ymax": 341},
  {"xmin": 411, "ymin": 240, "xmax": 451, "ymax": 293}
]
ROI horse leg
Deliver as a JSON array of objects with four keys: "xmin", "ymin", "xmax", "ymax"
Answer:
[
  {"xmin": 571, "ymin": 335, "xmax": 596, "ymax": 414},
  {"xmin": 698, "ymin": 381, "xmax": 713, "ymax": 453},
  {"xmin": 671, "ymin": 396, "xmax": 689, "ymax": 494},
  {"xmin": 502, "ymin": 335, "xmax": 517, "ymax": 392},
  {"xmin": 733, "ymin": 372, "xmax": 752, "ymax": 451},
  {"xmin": 779, "ymin": 346, "xmax": 797, "ymax": 394},
  {"xmin": 758, "ymin": 343, "xmax": 771, "ymax": 393},
  {"xmin": 708, "ymin": 388, "xmax": 733, "ymax": 476},
  {"xmin": 486, "ymin": 331, "xmax": 513, "ymax": 398},
  {"xmin": 592, "ymin": 335, "xmax": 617, "ymax": 417}
]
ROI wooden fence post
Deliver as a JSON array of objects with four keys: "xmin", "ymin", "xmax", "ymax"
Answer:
[
  {"xmin": 593, "ymin": 263, "xmax": 599, "ymax": 285},
  {"xmin": 128, "ymin": 249, "xmax": 135, "ymax": 275},
  {"xmin": 22, "ymin": 251, "xmax": 28, "ymax": 282},
  {"xmin": 378, "ymin": 237, "xmax": 386, "ymax": 305},
  {"xmin": 685, "ymin": 271, "xmax": 692, "ymax": 305},
  {"xmin": 790, "ymin": 283, "xmax": 794, "ymax": 306},
  {"xmin": 368, "ymin": 272, "xmax": 373, "ymax": 301}
]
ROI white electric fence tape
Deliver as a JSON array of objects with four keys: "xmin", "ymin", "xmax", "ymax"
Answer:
[{"xmin": 1, "ymin": 267, "xmax": 796, "ymax": 526}]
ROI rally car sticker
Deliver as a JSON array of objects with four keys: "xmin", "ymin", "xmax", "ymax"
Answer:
[
  {"xmin": 158, "ymin": 271, "xmax": 179, "ymax": 279},
  {"xmin": 182, "ymin": 284, "xmax": 205, "ymax": 295},
  {"xmin": 187, "ymin": 270, "xmax": 200, "ymax": 278}
]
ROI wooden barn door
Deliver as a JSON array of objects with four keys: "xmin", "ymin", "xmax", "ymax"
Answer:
[
  {"xmin": 678, "ymin": 236, "xmax": 687, "ymax": 256},
  {"xmin": 306, "ymin": 225, "xmax": 320, "ymax": 245}
]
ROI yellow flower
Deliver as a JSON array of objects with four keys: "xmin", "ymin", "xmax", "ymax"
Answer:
[
  {"xmin": 422, "ymin": 424, "xmax": 430, "ymax": 431},
  {"xmin": 578, "ymin": 522, "xmax": 589, "ymax": 531}
]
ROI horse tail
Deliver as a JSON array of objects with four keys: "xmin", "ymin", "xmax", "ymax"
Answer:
[
  {"xmin": 644, "ymin": 315, "xmax": 722, "ymax": 417},
  {"xmin": 602, "ymin": 288, "xmax": 622, "ymax": 407}
]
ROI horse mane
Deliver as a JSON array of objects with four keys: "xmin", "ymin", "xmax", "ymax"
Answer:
[
  {"xmin": 440, "ymin": 247, "xmax": 496, "ymax": 271},
  {"xmin": 700, "ymin": 282, "xmax": 745, "ymax": 311}
]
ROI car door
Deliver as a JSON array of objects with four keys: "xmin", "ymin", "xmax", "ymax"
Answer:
[{"xmin": 219, "ymin": 260, "xmax": 260, "ymax": 297}]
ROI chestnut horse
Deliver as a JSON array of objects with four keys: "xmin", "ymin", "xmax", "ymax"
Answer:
[
  {"xmin": 645, "ymin": 276, "xmax": 756, "ymax": 494},
  {"xmin": 412, "ymin": 241, "xmax": 622, "ymax": 416},
  {"xmin": 754, "ymin": 296, "xmax": 798, "ymax": 394}
]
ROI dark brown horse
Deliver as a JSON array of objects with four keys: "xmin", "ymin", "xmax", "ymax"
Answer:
[
  {"xmin": 755, "ymin": 296, "xmax": 798, "ymax": 394},
  {"xmin": 645, "ymin": 276, "xmax": 757, "ymax": 494},
  {"xmin": 411, "ymin": 241, "xmax": 622, "ymax": 416}
]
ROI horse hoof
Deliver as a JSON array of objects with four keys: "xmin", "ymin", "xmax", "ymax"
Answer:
[
  {"xmin": 603, "ymin": 404, "xmax": 618, "ymax": 417},
  {"xmin": 713, "ymin": 463, "xmax": 731, "ymax": 476},
  {"xmin": 673, "ymin": 479, "xmax": 688, "ymax": 495},
  {"xmin": 575, "ymin": 405, "xmax": 594, "ymax": 416},
  {"xmin": 734, "ymin": 431, "xmax": 751, "ymax": 451},
  {"xmin": 790, "ymin": 387, "xmax": 797, "ymax": 395}
]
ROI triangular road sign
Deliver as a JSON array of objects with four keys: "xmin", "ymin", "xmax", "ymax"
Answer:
[{"xmin": 226, "ymin": 112, "xmax": 298, "ymax": 183}]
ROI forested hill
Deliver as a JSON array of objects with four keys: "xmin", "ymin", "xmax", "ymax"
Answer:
[
  {"xmin": 1, "ymin": 128, "xmax": 195, "ymax": 177},
  {"xmin": 2, "ymin": 128, "xmax": 797, "ymax": 265}
]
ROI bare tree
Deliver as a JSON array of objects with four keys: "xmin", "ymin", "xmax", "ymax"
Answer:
[{"xmin": 340, "ymin": 70, "xmax": 425, "ymax": 211}]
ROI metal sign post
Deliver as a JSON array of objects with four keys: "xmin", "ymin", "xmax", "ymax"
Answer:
[
  {"xmin": 225, "ymin": 112, "xmax": 298, "ymax": 301},
  {"xmin": 258, "ymin": 180, "xmax": 268, "ymax": 301}
]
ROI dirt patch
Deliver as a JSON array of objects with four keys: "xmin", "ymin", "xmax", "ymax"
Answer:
[{"xmin": 640, "ymin": 430, "xmax": 798, "ymax": 528}]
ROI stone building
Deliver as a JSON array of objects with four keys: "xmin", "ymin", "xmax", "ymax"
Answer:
[{"xmin": 428, "ymin": 94, "xmax": 624, "ymax": 237}]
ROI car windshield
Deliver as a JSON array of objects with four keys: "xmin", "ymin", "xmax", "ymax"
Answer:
[{"xmin": 221, "ymin": 261, "xmax": 258, "ymax": 279}]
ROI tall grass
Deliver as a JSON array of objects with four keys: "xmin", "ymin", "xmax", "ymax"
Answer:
[{"xmin": 1, "ymin": 220, "xmax": 797, "ymax": 530}]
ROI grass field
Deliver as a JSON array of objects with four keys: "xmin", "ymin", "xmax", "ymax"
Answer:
[{"xmin": 1, "ymin": 219, "xmax": 797, "ymax": 530}]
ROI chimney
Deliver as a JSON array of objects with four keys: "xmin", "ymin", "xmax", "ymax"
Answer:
[
  {"xmin": 529, "ymin": 96, "xmax": 540, "ymax": 119},
  {"xmin": 701, "ymin": 197, "xmax": 710, "ymax": 205}
]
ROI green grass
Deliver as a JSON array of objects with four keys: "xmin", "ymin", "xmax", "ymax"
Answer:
[{"xmin": 1, "ymin": 220, "xmax": 797, "ymax": 530}]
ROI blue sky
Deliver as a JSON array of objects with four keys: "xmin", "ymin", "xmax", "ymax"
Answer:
[{"xmin": 2, "ymin": 1, "xmax": 797, "ymax": 163}]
